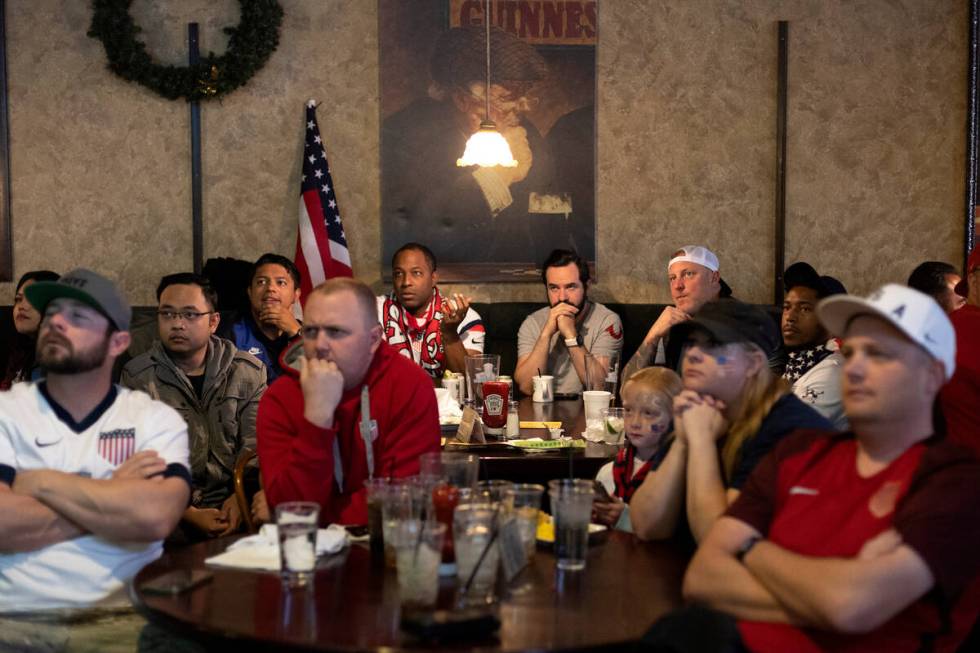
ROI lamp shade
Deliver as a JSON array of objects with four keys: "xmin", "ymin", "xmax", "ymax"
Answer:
[{"xmin": 456, "ymin": 124, "xmax": 518, "ymax": 168}]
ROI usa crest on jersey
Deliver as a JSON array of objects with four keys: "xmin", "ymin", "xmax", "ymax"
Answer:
[{"xmin": 98, "ymin": 428, "xmax": 135, "ymax": 466}]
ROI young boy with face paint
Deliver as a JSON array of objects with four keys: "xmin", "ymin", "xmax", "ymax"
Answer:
[{"xmin": 593, "ymin": 368, "xmax": 683, "ymax": 531}]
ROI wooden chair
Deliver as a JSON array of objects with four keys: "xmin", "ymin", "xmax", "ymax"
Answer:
[{"xmin": 233, "ymin": 448, "xmax": 259, "ymax": 534}]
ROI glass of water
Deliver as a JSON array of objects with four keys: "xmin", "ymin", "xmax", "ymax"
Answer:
[
  {"xmin": 547, "ymin": 480, "xmax": 594, "ymax": 571},
  {"xmin": 276, "ymin": 501, "xmax": 320, "ymax": 587}
]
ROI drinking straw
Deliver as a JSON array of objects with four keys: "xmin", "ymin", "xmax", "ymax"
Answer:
[
  {"xmin": 567, "ymin": 441, "xmax": 574, "ymax": 480},
  {"xmin": 462, "ymin": 502, "xmax": 502, "ymax": 595}
]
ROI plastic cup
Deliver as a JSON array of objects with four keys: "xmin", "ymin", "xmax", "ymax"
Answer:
[
  {"xmin": 548, "ymin": 480, "xmax": 594, "ymax": 571},
  {"xmin": 381, "ymin": 482, "xmax": 424, "ymax": 568},
  {"xmin": 276, "ymin": 502, "xmax": 320, "ymax": 587},
  {"xmin": 393, "ymin": 521, "xmax": 446, "ymax": 608},
  {"xmin": 476, "ymin": 480, "xmax": 515, "ymax": 508},
  {"xmin": 507, "ymin": 484, "xmax": 544, "ymax": 559},
  {"xmin": 419, "ymin": 452, "xmax": 479, "ymax": 490},
  {"xmin": 454, "ymin": 502, "xmax": 500, "ymax": 606}
]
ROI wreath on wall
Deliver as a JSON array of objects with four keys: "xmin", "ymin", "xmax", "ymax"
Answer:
[{"xmin": 87, "ymin": 0, "xmax": 284, "ymax": 102}]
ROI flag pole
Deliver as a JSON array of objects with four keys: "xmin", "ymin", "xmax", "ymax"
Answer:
[{"xmin": 188, "ymin": 23, "xmax": 203, "ymax": 275}]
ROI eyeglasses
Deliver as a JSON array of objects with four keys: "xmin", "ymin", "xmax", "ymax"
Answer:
[{"xmin": 157, "ymin": 310, "xmax": 214, "ymax": 322}]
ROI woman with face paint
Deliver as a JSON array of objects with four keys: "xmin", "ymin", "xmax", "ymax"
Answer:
[
  {"xmin": 629, "ymin": 300, "xmax": 832, "ymax": 543},
  {"xmin": 593, "ymin": 367, "xmax": 683, "ymax": 530},
  {"xmin": 1, "ymin": 270, "xmax": 59, "ymax": 390}
]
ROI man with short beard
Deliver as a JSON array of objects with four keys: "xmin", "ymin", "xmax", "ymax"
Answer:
[
  {"xmin": 122, "ymin": 273, "xmax": 268, "ymax": 542},
  {"xmin": 780, "ymin": 262, "xmax": 848, "ymax": 429},
  {"xmin": 514, "ymin": 249, "xmax": 623, "ymax": 396},
  {"xmin": 0, "ymin": 269, "xmax": 190, "ymax": 611}
]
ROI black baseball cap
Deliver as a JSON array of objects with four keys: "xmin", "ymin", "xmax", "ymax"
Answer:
[
  {"xmin": 784, "ymin": 262, "xmax": 846, "ymax": 299},
  {"xmin": 668, "ymin": 299, "xmax": 781, "ymax": 358},
  {"xmin": 25, "ymin": 268, "xmax": 131, "ymax": 331}
]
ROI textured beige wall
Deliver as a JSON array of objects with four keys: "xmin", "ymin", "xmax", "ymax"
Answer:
[{"xmin": 1, "ymin": 0, "xmax": 966, "ymax": 307}]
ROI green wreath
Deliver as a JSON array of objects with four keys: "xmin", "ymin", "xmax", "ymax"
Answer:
[{"xmin": 88, "ymin": 0, "xmax": 284, "ymax": 102}]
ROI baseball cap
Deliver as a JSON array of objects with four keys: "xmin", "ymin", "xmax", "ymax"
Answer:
[
  {"xmin": 668, "ymin": 299, "xmax": 781, "ymax": 359},
  {"xmin": 783, "ymin": 262, "xmax": 847, "ymax": 299},
  {"xmin": 25, "ymin": 268, "xmax": 131, "ymax": 331},
  {"xmin": 668, "ymin": 245, "xmax": 733, "ymax": 297},
  {"xmin": 953, "ymin": 246, "xmax": 979, "ymax": 297},
  {"xmin": 817, "ymin": 284, "xmax": 955, "ymax": 380}
]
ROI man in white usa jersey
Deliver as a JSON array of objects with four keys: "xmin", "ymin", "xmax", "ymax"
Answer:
[{"xmin": 0, "ymin": 268, "xmax": 190, "ymax": 612}]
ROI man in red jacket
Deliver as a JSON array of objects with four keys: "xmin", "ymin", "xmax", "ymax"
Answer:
[{"xmin": 256, "ymin": 278, "xmax": 440, "ymax": 526}]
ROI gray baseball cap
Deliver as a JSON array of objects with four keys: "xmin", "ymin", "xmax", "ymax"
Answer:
[{"xmin": 25, "ymin": 268, "xmax": 131, "ymax": 331}]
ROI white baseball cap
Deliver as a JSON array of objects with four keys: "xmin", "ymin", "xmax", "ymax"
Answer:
[
  {"xmin": 817, "ymin": 283, "xmax": 956, "ymax": 380},
  {"xmin": 667, "ymin": 245, "xmax": 719, "ymax": 272}
]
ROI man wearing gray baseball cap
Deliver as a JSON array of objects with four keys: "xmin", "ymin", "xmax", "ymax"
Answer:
[
  {"xmin": 0, "ymin": 268, "xmax": 191, "ymax": 613},
  {"xmin": 683, "ymin": 284, "xmax": 980, "ymax": 652}
]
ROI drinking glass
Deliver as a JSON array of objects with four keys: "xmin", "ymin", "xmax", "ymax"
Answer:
[
  {"xmin": 453, "ymin": 502, "xmax": 500, "ymax": 606},
  {"xmin": 600, "ymin": 407, "xmax": 626, "ymax": 446},
  {"xmin": 507, "ymin": 483, "xmax": 544, "ymax": 559},
  {"xmin": 392, "ymin": 520, "xmax": 446, "ymax": 608},
  {"xmin": 364, "ymin": 478, "xmax": 390, "ymax": 557},
  {"xmin": 276, "ymin": 502, "xmax": 320, "ymax": 587},
  {"xmin": 381, "ymin": 481, "xmax": 424, "ymax": 568},
  {"xmin": 547, "ymin": 480, "xmax": 594, "ymax": 571},
  {"xmin": 464, "ymin": 354, "xmax": 500, "ymax": 409}
]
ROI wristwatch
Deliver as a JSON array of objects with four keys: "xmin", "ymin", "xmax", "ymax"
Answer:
[
  {"xmin": 564, "ymin": 336, "xmax": 581, "ymax": 348},
  {"xmin": 736, "ymin": 535, "xmax": 763, "ymax": 562}
]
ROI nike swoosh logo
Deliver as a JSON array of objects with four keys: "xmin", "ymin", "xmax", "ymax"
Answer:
[
  {"xmin": 35, "ymin": 438, "xmax": 61, "ymax": 448},
  {"xmin": 789, "ymin": 486, "xmax": 819, "ymax": 496}
]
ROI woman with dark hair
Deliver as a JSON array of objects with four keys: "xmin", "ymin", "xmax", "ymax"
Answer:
[{"xmin": 2, "ymin": 270, "xmax": 59, "ymax": 390}]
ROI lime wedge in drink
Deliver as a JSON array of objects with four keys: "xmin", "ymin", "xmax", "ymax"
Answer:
[{"xmin": 605, "ymin": 417, "xmax": 625, "ymax": 435}]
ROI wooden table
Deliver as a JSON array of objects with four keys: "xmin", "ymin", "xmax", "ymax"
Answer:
[
  {"xmin": 445, "ymin": 397, "xmax": 619, "ymax": 485},
  {"xmin": 132, "ymin": 532, "xmax": 688, "ymax": 652}
]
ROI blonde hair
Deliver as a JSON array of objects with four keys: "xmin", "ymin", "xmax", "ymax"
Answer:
[
  {"xmin": 622, "ymin": 367, "xmax": 683, "ymax": 409},
  {"xmin": 720, "ymin": 344, "xmax": 791, "ymax": 482}
]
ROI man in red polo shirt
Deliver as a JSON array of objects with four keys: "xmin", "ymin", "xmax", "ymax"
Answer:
[
  {"xmin": 941, "ymin": 245, "xmax": 980, "ymax": 456},
  {"xmin": 683, "ymin": 284, "xmax": 980, "ymax": 653}
]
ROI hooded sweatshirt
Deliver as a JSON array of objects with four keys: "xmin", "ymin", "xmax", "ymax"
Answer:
[{"xmin": 257, "ymin": 340, "xmax": 440, "ymax": 526}]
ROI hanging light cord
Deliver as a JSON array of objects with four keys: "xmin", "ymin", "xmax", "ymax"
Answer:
[{"xmin": 484, "ymin": 0, "xmax": 491, "ymax": 124}]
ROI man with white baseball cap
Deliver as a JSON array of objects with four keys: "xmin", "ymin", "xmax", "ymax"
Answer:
[
  {"xmin": 683, "ymin": 283, "xmax": 980, "ymax": 652},
  {"xmin": 0, "ymin": 269, "xmax": 191, "ymax": 612},
  {"xmin": 942, "ymin": 245, "xmax": 980, "ymax": 456},
  {"xmin": 622, "ymin": 245, "xmax": 734, "ymax": 380}
]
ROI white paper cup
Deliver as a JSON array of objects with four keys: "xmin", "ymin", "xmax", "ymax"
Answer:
[{"xmin": 532, "ymin": 375, "xmax": 554, "ymax": 403}]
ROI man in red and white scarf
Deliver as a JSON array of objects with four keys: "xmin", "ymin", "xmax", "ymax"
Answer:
[{"xmin": 377, "ymin": 243, "xmax": 485, "ymax": 381}]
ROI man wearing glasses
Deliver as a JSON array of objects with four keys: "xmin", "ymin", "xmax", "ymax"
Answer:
[
  {"xmin": 257, "ymin": 278, "xmax": 440, "ymax": 526},
  {"xmin": 122, "ymin": 273, "xmax": 267, "ymax": 542}
]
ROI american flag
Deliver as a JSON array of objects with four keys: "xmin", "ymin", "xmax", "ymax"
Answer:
[
  {"xmin": 98, "ymin": 428, "xmax": 136, "ymax": 466},
  {"xmin": 294, "ymin": 100, "xmax": 353, "ymax": 306}
]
